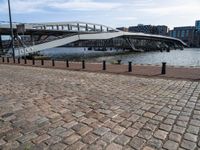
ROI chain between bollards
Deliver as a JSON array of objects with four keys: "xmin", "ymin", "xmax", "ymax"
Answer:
[
  {"xmin": 161, "ymin": 62, "xmax": 166, "ymax": 74},
  {"xmin": 103, "ymin": 60, "xmax": 106, "ymax": 70},
  {"xmin": 128, "ymin": 61, "xmax": 132, "ymax": 72}
]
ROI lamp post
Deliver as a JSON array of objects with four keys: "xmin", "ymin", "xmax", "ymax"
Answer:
[{"xmin": 7, "ymin": 0, "xmax": 15, "ymax": 60}]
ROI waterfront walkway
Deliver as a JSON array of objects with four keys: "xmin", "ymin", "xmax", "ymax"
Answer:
[
  {"xmin": 0, "ymin": 64, "xmax": 200, "ymax": 149},
  {"xmin": 1, "ymin": 58, "xmax": 200, "ymax": 81}
]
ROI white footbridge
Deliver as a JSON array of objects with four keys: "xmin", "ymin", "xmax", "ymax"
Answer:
[{"xmin": 0, "ymin": 22, "xmax": 186, "ymax": 56}]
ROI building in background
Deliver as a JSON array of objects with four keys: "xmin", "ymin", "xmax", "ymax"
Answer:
[
  {"xmin": 195, "ymin": 20, "xmax": 200, "ymax": 31},
  {"xmin": 195, "ymin": 20, "xmax": 200, "ymax": 47},
  {"xmin": 169, "ymin": 26, "xmax": 195, "ymax": 47},
  {"xmin": 117, "ymin": 20, "xmax": 200, "ymax": 47},
  {"xmin": 116, "ymin": 27, "xmax": 128, "ymax": 32},
  {"xmin": 168, "ymin": 20, "xmax": 200, "ymax": 47},
  {"xmin": 128, "ymin": 24, "xmax": 168, "ymax": 36}
]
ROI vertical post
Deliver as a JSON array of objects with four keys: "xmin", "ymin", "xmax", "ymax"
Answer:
[
  {"xmin": 0, "ymin": 35, "xmax": 3, "ymax": 53},
  {"xmin": 24, "ymin": 57, "xmax": 27, "ymax": 64},
  {"xmin": 41, "ymin": 59, "xmax": 44, "ymax": 66},
  {"xmin": 103, "ymin": 60, "xmax": 106, "ymax": 70},
  {"xmin": 52, "ymin": 59, "xmax": 55, "ymax": 67},
  {"xmin": 100, "ymin": 26, "xmax": 103, "ymax": 32},
  {"xmin": 117, "ymin": 60, "xmax": 121, "ymax": 65},
  {"xmin": 161, "ymin": 62, "xmax": 166, "ymax": 74},
  {"xmin": 7, "ymin": 0, "xmax": 15, "ymax": 60},
  {"xmin": 66, "ymin": 60, "xmax": 69, "ymax": 68},
  {"xmin": 128, "ymin": 62, "xmax": 132, "ymax": 72},
  {"xmin": 32, "ymin": 58, "xmax": 35, "ymax": 65},
  {"xmin": 82, "ymin": 60, "xmax": 85, "ymax": 69},
  {"xmin": 7, "ymin": 57, "xmax": 9, "ymax": 63},
  {"xmin": 77, "ymin": 23, "xmax": 80, "ymax": 31},
  {"xmin": 86, "ymin": 24, "xmax": 88, "ymax": 31},
  {"xmin": 2, "ymin": 57, "xmax": 4, "ymax": 63},
  {"xmin": 18, "ymin": 57, "xmax": 20, "ymax": 64}
]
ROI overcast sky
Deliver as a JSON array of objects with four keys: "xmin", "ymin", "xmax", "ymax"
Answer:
[{"xmin": 0, "ymin": 0, "xmax": 199, "ymax": 29}]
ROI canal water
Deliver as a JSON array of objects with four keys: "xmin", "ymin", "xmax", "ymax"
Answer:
[{"xmin": 41, "ymin": 48, "xmax": 200, "ymax": 67}]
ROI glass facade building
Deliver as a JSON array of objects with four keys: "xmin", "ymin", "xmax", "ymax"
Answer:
[{"xmin": 195, "ymin": 20, "xmax": 200, "ymax": 31}]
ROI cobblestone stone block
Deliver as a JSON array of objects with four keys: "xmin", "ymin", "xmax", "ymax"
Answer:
[
  {"xmin": 184, "ymin": 133, "xmax": 198, "ymax": 142},
  {"xmin": 112, "ymin": 125, "xmax": 126, "ymax": 134},
  {"xmin": 163, "ymin": 140, "xmax": 179, "ymax": 150},
  {"xmin": 181, "ymin": 140, "xmax": 196, "ymax": 150},
  {"xmin": 63, "ymin": 134, "xmax": 81, "ymax": 145},
  {"xmin": 17, "ymin": 133, "xmax": 38, "ymax": 144},
  {"xmin": 49, "ymin": 143, "xmax": 67, "ymax": 150},
  {"xmin": 147, "ymin": 137, "xmax": 163, "ymax": 149},
  {"xmin": 102, "ymin": 132, "xmax": 117, "ymax": 143},
  {"xmin": 114, "ymin": 135, "xmax": 131, "ymax": 146},
  {"xmin": 93, "ymin": 127, "xmax": 110, "ymax": 136},
  {"xmin": 66, "ymin": 141, "xmax": 86, "ymax": 150},
  {"xmin": 154, "ymin": 130, "xmax": 168, "ymax": 140},
  {"xmin": 124, "ymin": 127, "xmax": 139, "ymax": 137},
  {"xmin": 129, "ymin": 136, "xmax": 146, "ymax": 150},
  {"xmin": 106, "ymin": 143, "xmax": 122, "ymax": 150},
  {"xmin": 169, "ymin": 132, "xmax": 182, "ymax": 143},
  {"xmin": 82, "ymin": 133, "xmax": 99, "ymax": 144},
  {"xmin": 32, "ymin": 134, "xmax": 50, "ymax": 144}
]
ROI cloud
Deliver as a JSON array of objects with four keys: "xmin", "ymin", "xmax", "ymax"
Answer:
[
  {"xmin": 0, "ymin": 0, "xmax": 123, "ymax": 13},
  {"xmin": 138, "ymin": 4, "xmax": 200, "ymax": 16},
  {"xmin": 49, "ymin": 0, "xmax": 122, "ymax": 11},
  {"xmin": 0, "ymin": 0, "xmax": 53, "ymax": 13},
  {"xmin": 0, "ymin": 0, "xmax": 199, "ymax": 28},
  {"xmin": 115, "ymin": 16, "xmax": 137, "ymax": 21}
]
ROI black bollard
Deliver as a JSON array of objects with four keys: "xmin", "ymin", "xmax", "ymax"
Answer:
[
  {"xmin": 18, "ymin": 58, "xmax": 20, "ymax": 64},
  {"xmin": 2, "ymin": 57, "xmax": 4, "ymax": 63},
  {"xmin": 66, "ymin": 60, "xmax": 69, "ymax": 68},
  {"xmin": 24, "ymin": 58, "xmax": 27, "ymax": 64},
  {"xmin": 13, "ymin": 58, "xmax": 15, "ymax": 64},
  {"xmin": 41, "ymin": 59, "xmax": 44, "ymax": 66},
  {"xmin": 7, "ymin": 57, "xmax": 9, "ymax": 63},
  {"xmin": 128, "ymin": 62, "xmax": 132, "ymax": 72},
  {"xmin": 82, "ymin": 60, "xmax": 85, "ymax": 69},
  {"xmin": 52, "ymin": 59, "xmax": 55, "ymax": 67},
  {"xmin": 161, "ymin": 62, "xmax": 166, "ymax": 74},
  {"xmin": 117, "ymin": 60, "xmax": 121, "ymax": 65},
  {"xmin": 32, "ymin": 58, "xmax": 35, "ymax": 65},
  {"xmin": 103, "ymin": 60, "xmax": 106, "ymax": 70}
]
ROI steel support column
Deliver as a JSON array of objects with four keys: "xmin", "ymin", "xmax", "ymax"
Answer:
[
  {"xmin": 0, "ymin": 35, "xmax": 3, "ymax": 51},
  {"xmin": 8, "ymin": 0, "xmax": 15, "ymax": 59}
]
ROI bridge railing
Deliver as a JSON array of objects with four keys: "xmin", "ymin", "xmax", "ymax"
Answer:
[{"xmin": 31, "ymin": 22, "xmax": 119, "ymax": 33}]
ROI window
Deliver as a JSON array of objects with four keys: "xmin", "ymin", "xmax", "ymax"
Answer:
[
  {"xmin": 173, "ymin": 31, "xmax": 176, "ymax": 37},
  {"xmin": 186, "ymin": 30, "xmax": 189, "ymax": 37},
  {"xmin": 177, "ymin": 30, "xmax": 180, "ymax": 37},
  {"xmin": 181, "ymin": 30, "xmax": 185, "ymax": 37}
]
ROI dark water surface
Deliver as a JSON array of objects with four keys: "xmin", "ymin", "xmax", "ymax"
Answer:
[{"xmin": 41, "ymin": 48, "xmax": 200, "ymax": 67}]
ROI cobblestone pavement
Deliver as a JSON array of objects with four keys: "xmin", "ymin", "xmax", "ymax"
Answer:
[{"xmin": 0, "ymin": 64, "xmax": 200, "ymax": 150}]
